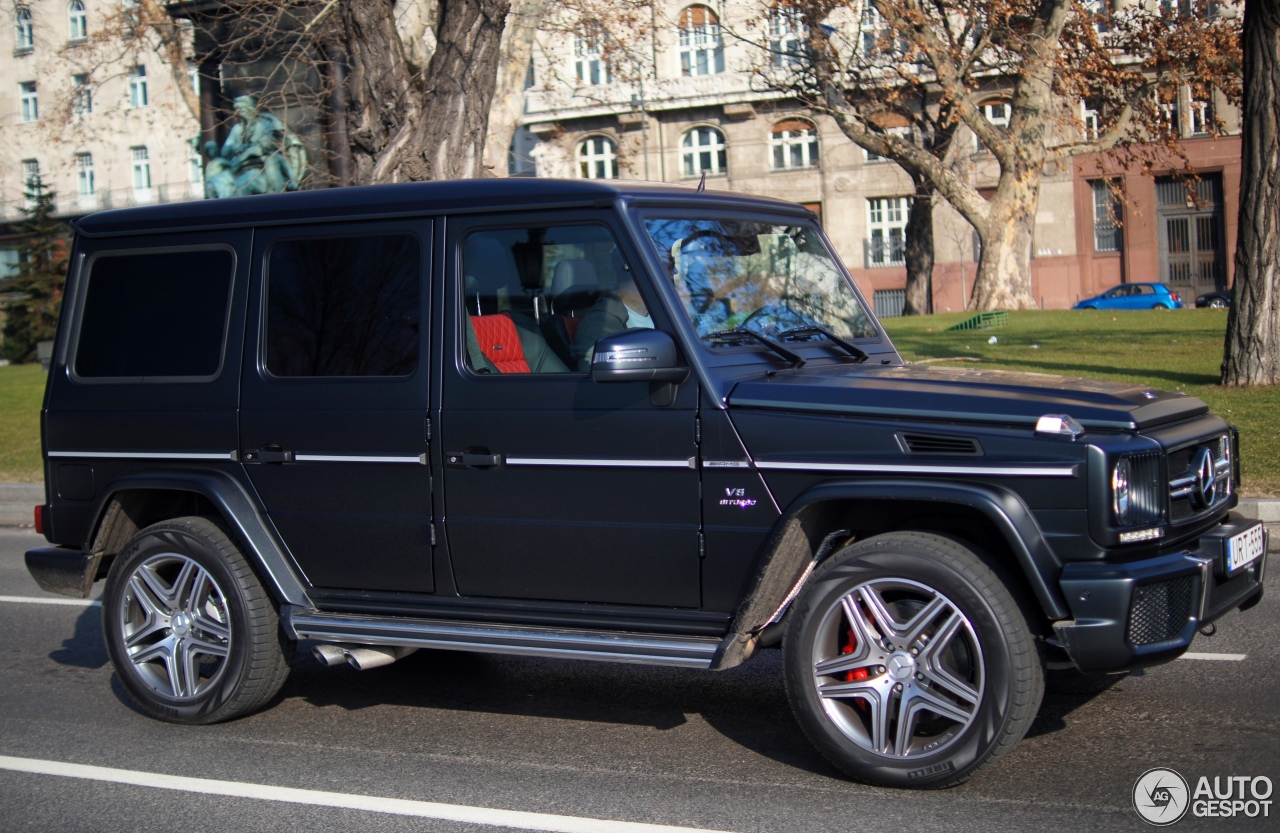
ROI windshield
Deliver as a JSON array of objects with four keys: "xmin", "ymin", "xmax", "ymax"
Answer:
[{"xmin": 641, "ymin": 216, "xmax": 877, "ymax": 344}]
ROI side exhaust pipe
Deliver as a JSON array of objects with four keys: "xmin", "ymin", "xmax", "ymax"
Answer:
[{"xmin": 312, "ymin": 643, "xmax": 417, "ymax": 670}]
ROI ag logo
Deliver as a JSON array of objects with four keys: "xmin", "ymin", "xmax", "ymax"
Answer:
[{"xmin": 1134, "ymin": 768, "xmax": 1190, "ymax": 826}]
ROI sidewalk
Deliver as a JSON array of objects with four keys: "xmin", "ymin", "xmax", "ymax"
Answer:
[{"xmin": 3, "ymin": 482, "xmax": 1277, "ymax": 550}]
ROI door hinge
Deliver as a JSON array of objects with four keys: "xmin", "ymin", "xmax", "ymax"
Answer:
[
  {"xmin": 695, "ymin": 416, "xmax": 702, "ymax": 445},
  {"xmin": 430, "ymin": 523, "xmax": 437, "ymax": 547},
  {"xmin": 425, "ymin": 416, "xmax": 432, "ymax": 442},
  {"xmin": 698, "ymin": 531, "xmax": 705, "ymax": 558}
]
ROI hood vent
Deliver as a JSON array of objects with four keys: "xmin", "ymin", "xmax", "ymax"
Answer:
[{"xmin": 897, "ymin": 432, "xmax": 983, "ymax": 456}]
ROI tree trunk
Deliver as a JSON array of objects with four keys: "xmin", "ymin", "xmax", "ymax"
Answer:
[
  {"xmin": 968, "ymin": 174, "xmax": 1040, "ymax": 311},
  {"xmin": 340, "ymin": 0, "xmax": 510, "ymax": 184},
  {"xmin": 1222, "ymin": 0, "xmax": 1280, "ymax": 385},
  {"xmin": 484, "ymin": 0, "xmax": 551, "ymax": 175},
  {"xmin": 902, "ymin": 176, "xmax": 934, "ymax": 316}
]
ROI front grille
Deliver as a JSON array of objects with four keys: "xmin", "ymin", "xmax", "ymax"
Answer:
[
  {"xmin": 1167, "ymin": 435, "xmax": 1232, "ymax": 523},
  {"xmin": 1127, "ymin": 576, "xmax": 1195, "ymax": 646}
]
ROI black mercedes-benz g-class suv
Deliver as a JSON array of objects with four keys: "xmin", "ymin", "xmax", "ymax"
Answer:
[{"xmin": 26, "ymin": 179, "xmax": 1265, "ymax": 788}]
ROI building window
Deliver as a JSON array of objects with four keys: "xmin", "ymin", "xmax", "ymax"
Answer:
[
  {"xmin": 16, "ymin": 6, "xmax": 34, "ymax": 50},
  {"xmin": 974, "ymin": 101, "xmax": 1010, "ymax": 152},
  {"xmin": 768, "ymin": 5, "xmax": 804, "ymax": 68},
  {"xmin": 1081, "ymin": 99, "xmax": 1100, "ymax": 140},
  {"xmin": 129, "ymin": 65, "xmax": 148, "ymax": 108},
  {"xmin": 867, "ymin": 197, "xmax": 910, "ymax": 267},
  {"xmin": 1086, "ymin": 0, "xmax": 1111, "ymax": 34},
  {"xmin": 68, "ymin": 0, "xmax": 87, "ymax": 41},
  {"xmin": 21, "ymin": 159, "xmax": 40, "ymax": 208},
  {"xmin": 76, "ymin": 153, "xmax": 95, "ymax": 205},
  {"xmin": 1159, "ymin": 94, "xmax": 1180, "ymax": 138},
  {"xmin": 19, "ymin": 82, "xmax": 38, "ymax": 122},
  {"xmin": 131, "ymin": 146, "xmax": 152, "ymax": 202},
  {"xmin": 678, "ymin": 5, "xmax": 724, "ymax": 77},
  {"xmin": 73, "ymin": 73, "xmax": 92, "ymax": 115},
  {"xmin": 682, "ymin": 127, "xmax": 727, "ymax": 178},
  {"xmin": 574, "ymin": 30, "xmax": 610, "ymax": 86},
  {"xmin": 578, "ymin": 136, "xmax": 617, "ymax": 179},
  {"xmin": 1189, "ymin": 95, "xmax": 1215, "ymax": 135},
  {"xmin": 771, "ymin": 119, "xmax": 819, "ymax": 170},
  {"xmin": 188, "ymin": 141, "xmax": 203, "ymax": 190},
  {"xmin": 865, "ymin": 125, "xmax": 912, "ymax": 163},
  {"xmin": 860, "ymin": 6, "xmax": 884, "ymax": 56},
  {"xmin": 1091, "ymin": 180, "xmax": 1123, "ymax": 254}
]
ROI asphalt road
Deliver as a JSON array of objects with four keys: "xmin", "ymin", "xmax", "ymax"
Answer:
[{"xmin": 1, "ymin": 528, "xmax": 1276, "ymax": 833}]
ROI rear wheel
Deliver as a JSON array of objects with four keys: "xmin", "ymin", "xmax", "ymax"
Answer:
[
  {"xmin": 783, "ymin": 532, "xmax": 1043, "ymax": 788},
  {"xmin": 1152, "ymin": 303, "xmax": 1171, "ymax": 310},
  {"xmin": 103, "ymin": 517, "xmax": 290, "ymax": 724},
  {"xmin": 1209, "ymin": 297, "xmax": 1228, "ymax": 309}
]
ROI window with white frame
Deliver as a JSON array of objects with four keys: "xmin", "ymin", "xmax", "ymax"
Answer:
[
  {"xmin": 73, "ymin": 73, "xmax": 92, "ymax": 115},
  {"xmin": 1091, "ymin": 180, "xmax": 1123, "ymax": 253},
  {"xmin": 682, "ymin": 127, "xmax": 727, "ymax": 178},
  {"xmin": 1189, "ymin": 94, "xmax": 1214, "ymax": 135},
  {"xmin": 1086, "ymin": 0, "xmax": 1111, "ymax": 34},
  {"xmin": 768, "ymin": 5, "xmax": 804, "ymax": 68},
  {"xmin": 16, "ymin": 6, "xmax": 33, "ymax": 50},
  {"xmin": 867, "ymin": 197, "xmax": 910, "ymax": 267},
  {"xmin": 578, "ymin": 136, "xmax": 618, "ymax": 179},
  {"xmin": 68, "ymin": 0, "xmax": 87, "ymax": 40},
  {"xmin": 771, "ymin": 119, "xmax": 818, "ymax": 170},
  {"xmin": 974, "ymin": 101, "xmax": 1010, "ymax": 152},
  {"xmin": 129, "ymin": 65, "xmax": 148, "ymax": 108},
  {"xmin": 19, "ymin": 82, "xmax": 38, "ymax": 122},
  {"xmin": 1081, "ymin": 99, "xmax": 1100, "ymax": 140},
  {"xmin": 865, "ymin": 125, "xmax": 912, "ymax": 163},
  {"xmin": 859, "ymin": 6, "xmax": 883, "ymax": 57},
  {"xmin": 678, "ymin": 5, "xmax": 724, "ymax": 77},
  {"xmin": 574, "ymin": 30, "xmax": 610, "ymax": 86},
  {"xmin": 131, "ymin": 146, "xmax": 152, "ymax": 201},
  {"xmin": 21, "ymin": 159, "xmax": 40, "ymax": 207},
  {"xmin": 76, "ymin": 153, "xmax": 95, "ymax": 202},
  {"xmin": 1159, "ymin": 93, "xmax": 1180, "ymax": 137},
  {"xmin": 189, "ymin": 141, "xmax": 204, "ymax": 189},
  {"xmin": 187, "ymin": 62, "xmax": 200, "ymax": 98}
]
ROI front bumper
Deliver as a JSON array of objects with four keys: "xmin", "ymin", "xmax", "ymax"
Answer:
[{"xmin": 1053, "ymin": 513, "xmax": 1266, "ymax": 673}]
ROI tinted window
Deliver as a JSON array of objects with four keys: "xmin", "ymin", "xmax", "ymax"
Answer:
[
  {"xmin": 75, "ymin": 248, "xmax": 234, "ymax": 379},
  {"xmin": 266, "ymin": 234, "xmax": 420, "ymax": 377}
]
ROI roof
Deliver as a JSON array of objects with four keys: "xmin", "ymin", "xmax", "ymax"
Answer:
[{"xmin": 73, "ymin": 179, "xmax": 808, "ymax": 238}]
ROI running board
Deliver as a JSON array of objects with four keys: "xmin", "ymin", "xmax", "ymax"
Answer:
[{"xmin": 281, "ymin": 606, "xmax": 724, "ymax": 669}]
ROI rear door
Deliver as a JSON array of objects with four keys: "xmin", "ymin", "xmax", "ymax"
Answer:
[{"xmin": 239, "ymin": 220, "xmax": 434, "ymax": 593}]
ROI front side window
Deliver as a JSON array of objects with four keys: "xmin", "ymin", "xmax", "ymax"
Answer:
[
  {"xmin": 16, "ymin": 6, "xmax": 33, "ymax": 50},
  {"xmin": 678, "ymin": 5, "xmax": 725, "ymax": 77},
  {"xmin": 867, "ymin": 197, "xmax": 910, "ymax": 267},
  {"xmin": 74, "ymin": 249, "xmax": 235, "ymax": 380},
  {"xmin": 19, "ymin": 82, "xmax": 38, "ymax": 122},
  {"xmin": 266, "ymin": 234, "xmax": 421, "ymax": 377},
  {"xmin": 643, "ymin": 216, "xmax": 876, "ymax": 342},
  {"xmin": 1091, "ymin": 180, "xmax": 1123, "ymax": 253},
  {"xmin": 68, "ymin": 0, "xmax": 87, "ymax": 40},
  {"xmin": 129, "ymin": 64, "xmax": 148, "ymax": 107},
  {"xmin": 682, "ymin": 127, "xmax": 727, "ymax": 178},
  {"xmin": 771, "ymin": 119, "xmax": 818, "ymax": 170},
  {"xmin": 574, "ymin": 29, "xmax": 611, "ymax": 86},
  {"xmin": 578, "ymin": 136, "xmax": 617, "ymax": 179}
]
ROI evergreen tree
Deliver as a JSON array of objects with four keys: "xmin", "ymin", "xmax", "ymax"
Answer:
[{"xmin": 2, "ymin": 174, "xmax": 67, "ymax": 364}]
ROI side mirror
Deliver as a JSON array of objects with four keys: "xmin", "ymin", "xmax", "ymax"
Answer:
[{"xmin": 590, "ymin": 329, "xmax": 690, "ymax": 384}]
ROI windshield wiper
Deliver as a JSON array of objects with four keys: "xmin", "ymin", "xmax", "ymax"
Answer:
[
  {"xmin": 776, "ymin": 325, "xmax": 869, "ymax": 363},
  {"xmin": 703, "ymin": 328, "xmax": 805, "ymax": 368}
]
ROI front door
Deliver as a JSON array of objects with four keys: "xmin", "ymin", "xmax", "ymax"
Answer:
[
  {"xmin": 438, "ymin": 214, "xmax": 702, "ymax": 608},
  {"xmin": 239, "ymin": 220, "xmax": 434, "ymax": 593}
]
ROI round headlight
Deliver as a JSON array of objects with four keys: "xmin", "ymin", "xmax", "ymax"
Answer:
[{"xmin": 1113, "ymin": 457, "xmax": 1132, "ymax": 525}]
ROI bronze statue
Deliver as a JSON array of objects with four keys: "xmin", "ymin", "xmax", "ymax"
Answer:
[{"xmin": 204, "ymin": 95, "xmax": 306, "ymax": 198}]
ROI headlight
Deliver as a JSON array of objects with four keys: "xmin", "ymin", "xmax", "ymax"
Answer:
[
  {"xmin": 1113, "ymin": 457, "xmax": 1132, "ymax": 525},
  {"xmin": 1112, "ymin": 453, "xmax": 1163, "ymax": 529}
]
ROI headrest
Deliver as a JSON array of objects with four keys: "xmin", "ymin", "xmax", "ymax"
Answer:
[{"xmin": 550, "ymin": 260, "xmax": 600, "ymax": 312}]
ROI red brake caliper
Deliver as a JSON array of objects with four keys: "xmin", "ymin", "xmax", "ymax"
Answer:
[{"xmin": 842, "ymin": 622, "xmax": 869, "ymax": 683}]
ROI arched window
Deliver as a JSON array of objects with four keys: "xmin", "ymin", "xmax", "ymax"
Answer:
[
  {"xmin": 678, "ymin": 6, "xmax": 724, "ymax": 77},
  {"xmin": 770, "ymin": 119, "xmax": 818, "ymax": 170},
  {"xmin": 681, "ymin": 127, "xmax": 727, "ymax": 178},
  {"xmin": 768, "ymin": 5, "xmax": 804, "ymax": 68},
  {"xmin": 578, "ymin": 136, "xmax": 618, "ymax": 179},
  {"xmin": 68, "ymin": 0, "xmax": 87, "ymax": 41},
  {"xmin": 974, "ymin": 100, "xmax": 1010, "ymax": 152},
  {"xmin": 16, "ymin": 7, "xmax": 33, "ymax": 50}
]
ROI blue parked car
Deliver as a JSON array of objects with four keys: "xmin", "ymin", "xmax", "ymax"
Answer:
[{"xmin": 1074, "ymin": 282, "xmax": 1184, "ymax": 310}]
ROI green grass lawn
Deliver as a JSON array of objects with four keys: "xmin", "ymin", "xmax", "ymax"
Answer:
[
  {"xmin": 0, "ymin": 309, "xmax": 1276, "ymax": 493},
  {"xmin": 882, "ymin": 308, "xmax": 1280, "ymax": 495}
]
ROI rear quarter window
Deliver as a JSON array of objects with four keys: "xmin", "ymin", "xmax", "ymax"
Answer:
[{"xmin": 73, "ymin": 247, "xmax": 235, "ymax": 381}]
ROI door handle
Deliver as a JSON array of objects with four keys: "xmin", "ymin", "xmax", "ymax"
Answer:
[
  {"xmin": 445, "ymin": 451, "xmax": 502, "ymax": 468},
  {"xmin": 243, "ymin": 446, "xmax": 293, "ymax": 463}
]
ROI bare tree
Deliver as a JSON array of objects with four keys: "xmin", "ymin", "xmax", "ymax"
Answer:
[{"xmin": 1222, "ymin": 0, "xmax": 1280, "ymax": 385}]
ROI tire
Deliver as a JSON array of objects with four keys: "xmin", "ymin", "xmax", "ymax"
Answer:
[
  {"xmin": 782, "ymin": 532, "xmax": 1044, "ymax": 788},
  {"xmin": 1152, "ymin": 303, "xmax": 1170, "ymax": 310},
  {"xmin": 103, "ymin": 517, "xmax": 290, "ymax": 724},
  {"xmin": 1209, "ymin": 298, "xmax": 1228, "ymax": 309}
]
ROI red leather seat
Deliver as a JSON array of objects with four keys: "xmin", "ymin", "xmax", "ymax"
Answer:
[{"xmin": 470, "ymin": 313, "xmax": 530, "ymax": 374}]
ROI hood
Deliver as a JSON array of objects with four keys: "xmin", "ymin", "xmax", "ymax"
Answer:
[{"xmin": 726, "ymin": 364, "xmax": 1206, "ymax": 431}]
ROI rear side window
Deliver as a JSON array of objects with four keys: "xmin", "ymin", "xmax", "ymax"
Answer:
[
  {"xmin": 265, "ymin": 234, "xmax": 420, "ymax": 378},
  {"xmin": 74, "ymin": 248, "xmax": 234, "ymax": 380}
]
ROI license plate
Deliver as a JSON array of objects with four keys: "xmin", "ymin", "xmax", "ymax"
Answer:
[{"xmin": 1226, "ymin": 522, "xmax": 1266, "ymax": 574}]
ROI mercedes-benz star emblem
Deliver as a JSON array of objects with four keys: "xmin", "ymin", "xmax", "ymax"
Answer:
[{"xmin": 1193, "ymin": 447, "xmax": 1217, "ymax": 509}]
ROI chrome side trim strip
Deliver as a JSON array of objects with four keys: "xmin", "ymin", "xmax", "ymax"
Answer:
[
  {"xmin": 285, "ymin": 610, "xmax": 721, "ymax": 669},
  {"xmin": 755, "ymin": 461, "xmax": 1077, "ymax": 477},
  {"xmin": 294, "ymin": 454, "xmax": 426, "ymax": 465},
  {"xmin": 504, "ymin": 456, "xmax": 696, "ymax": 470},
  {"xmin": 48, "ymin": 450, "xmax": 236, "ymax": 461}
]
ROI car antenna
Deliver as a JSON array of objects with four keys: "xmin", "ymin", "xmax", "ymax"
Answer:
[{"xmin": 697, "ymin": 172, "xmax": 706, "ymax": 192}]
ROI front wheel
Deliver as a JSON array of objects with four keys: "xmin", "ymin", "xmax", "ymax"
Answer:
[
  {"xmin": 782, "ymin": 532, "xmax": 1043, "ymax": 788},
  {"xmin": 103, "ymin": 517, "xmax": 290, "ymax": 723}
]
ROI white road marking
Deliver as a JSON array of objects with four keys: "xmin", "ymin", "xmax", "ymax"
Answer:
[
  {"xmin": 0, "ymin": 594, "xmax": 99, "ymax": 607},
  {"xmin": 0, "ymin": 755, "xmax": 738, "ymax": 833},
  {"xmin": 1178, "ymin": 652, "xmax": 1247, "ymax": 661}
]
